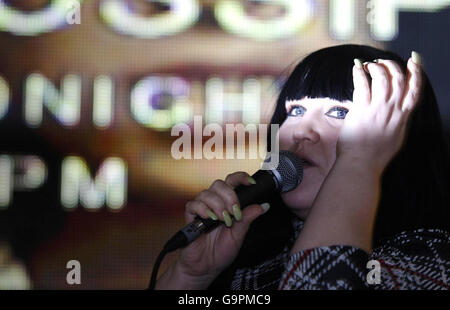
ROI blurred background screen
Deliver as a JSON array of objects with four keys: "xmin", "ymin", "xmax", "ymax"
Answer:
[{"xmin": 0, "ymin": 0, "xmax": 448, "ymax": 289}]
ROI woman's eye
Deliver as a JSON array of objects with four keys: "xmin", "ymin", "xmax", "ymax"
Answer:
[
  {"xmin": 287, "ymin": 105, "xmax": 306, "ymax": 117},
  {"xmin": 325, "ymin": 107, "xmax": 349, "ymax": 119}
]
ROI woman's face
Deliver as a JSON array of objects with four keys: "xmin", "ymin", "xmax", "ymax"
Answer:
[{"xmin": 279, "ymin": 97, "xmax": 354, "ymax": 219}]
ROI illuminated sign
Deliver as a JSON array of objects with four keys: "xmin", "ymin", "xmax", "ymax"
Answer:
[
  {"xmin": 214, "ymin": 0, "xmax": 314, "ymax": 41},
  {"xmin": 25, "ymin": 74, "xmax": 82, "ymax": 128},
  {"xmin": 100, "ymin": 0, "xmax": 200, "ymax": 39},
  {"xmin": 329, "ymin": 0, "xmax": 356, "ymax": 40},
  {"xmin": 0, "ymin": 71, "xmax": 276, "ymax": 210},
  {"xmin": 367, "ymin": 0, "xmax": 450, "ymax": 40},
  {"xmin": 0, "ymin": 0, "xmax": 83, "ymax": 36},
  {"xmin": 0, "ymin": 73, "xmax": 276, "ymax": 129},
  {"xmin": 131, "ymin": 76, "xmax": 192, "ymax": 130},
  {"xmin": 0, "ymin": 76, "xmax": 8, "ymax": 119},
  {"xmin": 0, "ymin": 0, "xmax": 448, "ymax": 40},
  {"xmin": 61, "ymin": 156, "xmax": 127, "ymax": 211},
  {"xmin": 93, "ymin": 76, "xmax": 114, "ymax": 129},
  {"xmin": 0, "ymin": 154, "xmax": 127, "ymax": 211},
  {"xmin": 0, "ymin": 155, "xmax": 47, "ymax": 208}
]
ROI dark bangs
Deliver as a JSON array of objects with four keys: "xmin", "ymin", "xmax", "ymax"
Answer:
[{"xmin": 284, "ymin": 49, "xmax": 355, "ymax": 102}]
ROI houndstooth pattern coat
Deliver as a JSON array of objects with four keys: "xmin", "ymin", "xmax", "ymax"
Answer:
[{"xmin": 229, "ymin": 218, "xmax": 450, "ymax": 290}]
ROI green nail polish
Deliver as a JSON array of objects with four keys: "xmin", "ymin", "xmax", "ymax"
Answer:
[
  {"xmin": 412, "ymin": 51, "xmax": 421, "ymax": 65},
  {"xmin": 248, "ymin": 177, "xmax": 256, "ymax": 185},
  {"xmin": 223, "ymin": 210, "xmax": 232, "ymax": 227},
  {"xmin": 232, "ymin": 204, "xmax": 242, "ymax": 221},
  {"xmin": 207, "ymin": 210, "xmax": 218, "ymax": 221},
  {"xmin": 261, "ymin": 203, "xmax": 270, "ymax": 214},
  {"xmin": 354, "ymin": 58, "xmax": 363, "ymax": 69}
]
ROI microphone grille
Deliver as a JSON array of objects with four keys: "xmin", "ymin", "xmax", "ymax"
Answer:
[{"xmin": 265, "ymin": 150, "xmax": 304, "ymax": 193}]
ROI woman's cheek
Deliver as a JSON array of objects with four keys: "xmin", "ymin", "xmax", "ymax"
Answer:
[
  {"xmin": 325, "ymin": 116, "xmax": 345, "ymax": 129},
  {"xmin": 278, "ymin": 123, "xmax": 294, "ymax": 149},
  {"xmin": 325, "ymin": 133, "xmax": 340, "ymax": 162}
]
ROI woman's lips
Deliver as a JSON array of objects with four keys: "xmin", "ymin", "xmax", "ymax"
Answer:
[
  {"xmin": 301, "ymin": 159, "xmax": 314, "ymax": 168},
  {"xmin": 292, "ymin": 151, "xmax": 317, "ymax": 169}
]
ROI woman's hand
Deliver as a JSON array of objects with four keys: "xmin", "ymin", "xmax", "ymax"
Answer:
[
  {"xmin": 157, "ymin": 172, "xmax": 269, "ymax": 289},
  {"xmin": 337, "ymin": 52, "xmax": 423, "ymax": 174}
]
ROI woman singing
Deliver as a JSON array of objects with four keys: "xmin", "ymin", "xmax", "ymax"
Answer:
[{"xmin": 155, "ymin": 44, "xmax": 450, "ymax": 290}]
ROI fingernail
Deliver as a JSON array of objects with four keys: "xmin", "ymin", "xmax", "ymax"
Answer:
[
  {"xmin": 223, "ymin": 210, "xmax": 232, "ymax": 227},
  {"xmin": 247, "ymin": 177, "xmax": 256, "ymax": 185},
  {"xmin": 411, "ymin": 51, "xmax": 421, "ymax": 65},
  {"xmin": 362, "ymin": 61, "xmax": 371, "ymax": 73},
  {"xmin": 354, "ymin": 58, "xmax": 363, "ymax": 69},
  {"xmin": 373, "ymin": 59, "xmax": 380, "ymax": 63},
  {"xmin": 232, "ymin": 204, "xmax": 242, "ymax": 221},
  {"xmin": 261, "ymin": 203, "xmax": 270, "ymax": 214},
  {"xmin": 207, "ymin": 210, "xmax": 218, "ymax": 221}
]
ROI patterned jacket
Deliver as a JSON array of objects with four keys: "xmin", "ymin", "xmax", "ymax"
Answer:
[{"xmin": 229, "ymin": 217, "xmax": 450, "ymax": 290}]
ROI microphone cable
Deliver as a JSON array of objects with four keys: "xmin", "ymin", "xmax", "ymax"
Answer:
[{"xmin": 148, "ymin": 231, "xmax": 187, "ymax": 290}]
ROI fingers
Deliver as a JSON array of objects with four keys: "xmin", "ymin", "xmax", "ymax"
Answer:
[
  {"xmin": 351, "ymin": 53, "xmax": 422, "ymax": 138},
  {"xmin": 195, "ymin": 188, "xmax": 234, "ymax": 226},
  {"xmin": 360, "ymin": 52, "xmax": 422, "ymax": 114},
  {"xmin": 229, "ymin": 203, "xmax": 270, "ymax": 238},
  {"xmin": 352, "ymin": 59, "xmax": 370, "ymax": 105},
  {"xmin": 401, "ymin": 53, "xmax": 423, "ymax": 114},
  {"xmin": 374, "ymin": 59, "xmax": 405, "ymax": 107},
  {"xmin": 185, "ymin": 199, "xmax": 214, "ymax": 224},
  {"xmin": 225, "ymin": 171, "xmax": 256, "ymax": 188},
  {"xmin": 210, "ymin": 179, "xmax": 241, "ymax": 216},
  {"xmin": 364, "ymin": 62, "xmax": 390, "ymax": 105},
  {"xmin": 185, "ymin": 172, "xmax": 258, "ymax": 228}
]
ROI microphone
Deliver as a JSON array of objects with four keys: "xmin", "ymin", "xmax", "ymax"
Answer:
[{"xmin": 163, "ymin": 150, "xmax": 304, "ymax": 252}]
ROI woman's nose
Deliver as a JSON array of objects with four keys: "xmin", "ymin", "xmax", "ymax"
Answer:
[{"xmin": 292, "ymin": 119, "xmax": 320, "ymax": 145}]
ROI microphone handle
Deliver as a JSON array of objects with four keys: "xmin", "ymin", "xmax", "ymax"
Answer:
[{"xmin": 165, "ymin": 170, "xmax": 278, "ymax": 252}]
